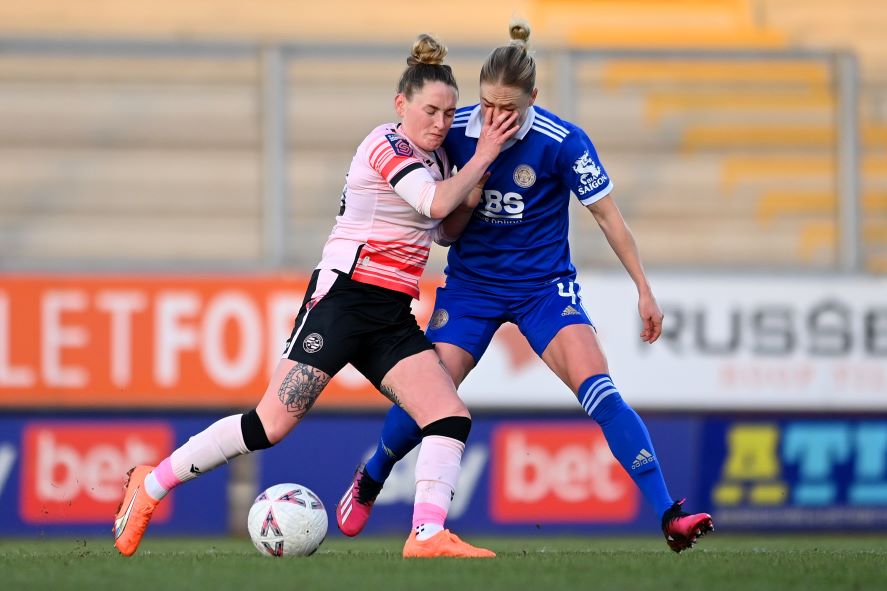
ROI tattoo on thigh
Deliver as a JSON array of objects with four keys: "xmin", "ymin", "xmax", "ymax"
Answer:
[
  {"xmin": 277, "ymin": 364, "xmax": 330, "ymax": 419},
  {"xmin": 379, "ymin": 384, "xmax": 403, "ymax": 408}
]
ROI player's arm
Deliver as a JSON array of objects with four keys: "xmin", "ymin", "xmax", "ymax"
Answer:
[
  {"xmin": 559, "ymin": 128, "xmax": 662, "ymax": 343},
  {"xmin": 388, "ymin": 110, "xmax": 518, "ymax": 219},
  {"xmin": 434, "ymin": 173, "xmax": 489, "ymax": 245},
  {"xmin": 426, "ymin": 110, "xmax": 516, "ymax": 218},
  {"xmin": 586, "ymin": 195, "xmax": 663, "ymax": 343}
]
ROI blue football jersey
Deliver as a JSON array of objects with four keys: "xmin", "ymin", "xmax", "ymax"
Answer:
[{"xmin": 443, "ymin": 104, "xmax": 613, "ymax": 288}]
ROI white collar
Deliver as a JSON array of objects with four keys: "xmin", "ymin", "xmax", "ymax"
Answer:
[{"xmin": 464, "ymin": 104, "xmax": 536, "ymax": 144}]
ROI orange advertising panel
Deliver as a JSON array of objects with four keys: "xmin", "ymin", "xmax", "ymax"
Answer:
[
  {"xmin": 490, "ymin": 424, "xmax": 639, "ymax": 523},
  {"xmin": 0, "ymin": 275, "xmax": 441, "ymax": 408},
  {"xmin": 20, "ymin": 422, "xmax": 174, "ymax": 523}
]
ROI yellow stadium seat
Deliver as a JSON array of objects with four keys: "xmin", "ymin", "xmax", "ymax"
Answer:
[
  {"xmin": 683, "ymin": 125, "xmax": 832, "ymax": 151},
  {"xmin": 866, "ymin": 222, "xmax": 887, "ymax": 244},
  {"xmin": 531, "ymin": 0, "xmax": 785, "ymax": 48},
  {"xmin": 721, "ymin": 156, "xmax": 887, "ymax": 193},
  {"xmin": 867, "ymin": 255, "xmax": 887, "ymax": 274},
  {"xmin": 799, "ymin": 219, "xmax": 887, "ymax": 260},
  {"xmin": 602, "ymin": 61, "xmax": 828, "ymax": 90},
  {"xmin": 756, "ymin": 191, "xmax": 835, "ymax": 224},
  {"xmin": 683, "ymin": 124, "xmax": 887, "ymax": 151},
  {"xmin": 799, "ymin": 221, "xmax": 835, "ymax": 259},
  {"xmin": 0, "ymin": 0, "xmax": 529, "ymax": 42},
  {"xmin": 644, "ymin": 90, "xmax": 833, "ymax": 125},
  {"xmin": 568, "ymin": 28, "xmax": 785, "ymax": 49},
  {"xmin": 756, "ymin": 191, "xmax": 887, "ymax": 224}
]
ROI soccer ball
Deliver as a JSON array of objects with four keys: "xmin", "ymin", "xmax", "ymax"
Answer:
[{"xmin": 247, "ymin": 483, "xmax": 328, "ymax": 557}]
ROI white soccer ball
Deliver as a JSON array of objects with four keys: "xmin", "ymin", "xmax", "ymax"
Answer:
[{"xmin": 247, "ymin": 483, "xmax": 328, "ymax": 557}]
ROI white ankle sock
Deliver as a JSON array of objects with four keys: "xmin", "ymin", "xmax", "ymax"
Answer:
[
  {"xmin": 143, "ymin": 471, "xmax": 167, "ymax": 501},
  {"xmin": 415, "ymin": 523, "xmax": 444, "ymax": 541}
]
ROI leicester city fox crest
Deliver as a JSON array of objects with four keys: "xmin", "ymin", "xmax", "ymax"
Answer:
[{"xmin": 513, "ymin": 164, "xmax": 537, "ymax": 189}]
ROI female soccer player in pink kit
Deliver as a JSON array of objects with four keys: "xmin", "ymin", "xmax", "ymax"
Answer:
[{"xmin": 112, "ymin": 34, "xmax": 518, "ymax": 559}]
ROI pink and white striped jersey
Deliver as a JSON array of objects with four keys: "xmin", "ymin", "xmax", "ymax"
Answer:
[{"xmin": 314, "ymin": 123, "xmax": 453, "ymax": 299}]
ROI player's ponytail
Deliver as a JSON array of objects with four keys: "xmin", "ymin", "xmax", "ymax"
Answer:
[
  {"xmin": 480, "ymin": 19, "xmax": 536, "ymax": 95},
  {"xmin": 398, "ymin": 34, "xmax": 458, "ymax": 99}
]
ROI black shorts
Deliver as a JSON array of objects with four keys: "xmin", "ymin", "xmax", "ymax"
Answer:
[{"xmin": 282, "ymin": 269, "xmax": 434, "ymax": 389}]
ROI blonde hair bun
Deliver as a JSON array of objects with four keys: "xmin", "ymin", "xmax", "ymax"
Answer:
[
  {"xmin": 408, "ymin": 34, "xmax": 448, "ymax": 67},
  {"xmin": 509, "ymin": 20, "xmax": 531, "ymax": 47}
]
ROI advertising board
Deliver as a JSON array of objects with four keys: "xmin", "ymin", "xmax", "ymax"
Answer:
[
  {"xmin": 3, "ymin": 273, "xmax": 883, "ymax": 410},
  {"xmin": 0, "ymin": 415, "xmax": 228, "ymax": 535}
]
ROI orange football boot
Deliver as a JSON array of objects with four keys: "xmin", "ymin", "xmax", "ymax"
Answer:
[
  {"xmin": 113, "ymin": 465, "xmax": 159, "ymax": 557},
  {"xmin": 402, "ymin": 529, "xmax": 496, "ymax": 558}
]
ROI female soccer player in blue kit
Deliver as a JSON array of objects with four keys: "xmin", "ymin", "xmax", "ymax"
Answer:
[{"xmin": 336, "ymin": 21, "xmax": 714, "ymax": 553}]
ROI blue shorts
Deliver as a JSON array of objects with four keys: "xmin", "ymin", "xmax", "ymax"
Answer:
[{"xmin": 425, "ymin": 276, "xmax": 594, "ymax": 362}]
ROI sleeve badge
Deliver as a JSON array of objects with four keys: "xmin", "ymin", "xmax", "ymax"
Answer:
[{"xmin": 385, "ymin": 133, "xmax": 414, "ymax": 157}]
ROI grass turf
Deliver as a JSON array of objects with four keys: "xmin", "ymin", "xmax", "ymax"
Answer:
[{"xmin": 2, "ymin": 535, "xmax": 886, "ymax": 591}]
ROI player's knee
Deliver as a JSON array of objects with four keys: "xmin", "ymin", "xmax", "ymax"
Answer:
[
  {"xmin": 447, "ymin": 398, "xmax": 470, "ymax": 420},
  {"xmin": 422, "ymin": 394, "xmax": 470, "ymax": 425},
  {"xmin": 241, "ymin": 409, "xmax": 275, "ymax": 450},
  {"xmin": 421, "ymin": 415, "xmax": 472, "ymax": 444}
]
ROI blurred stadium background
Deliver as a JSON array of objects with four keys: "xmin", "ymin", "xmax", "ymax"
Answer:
[{"xmin": 1, "ymin": 0, "xmax": 885, "ymax": 545}]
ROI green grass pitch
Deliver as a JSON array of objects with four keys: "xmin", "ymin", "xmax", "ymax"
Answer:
[{"xmin": 2, "ymin": 535, "xmax": 886, "ymax": 591}]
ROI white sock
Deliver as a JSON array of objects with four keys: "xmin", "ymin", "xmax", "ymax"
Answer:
[
  {"xmin": 415, "ymin": 523, "xmax": 444, "ymax": 541},
  {"xmin": 164, "ymin": 414, "xmax": 250, "ymax": 485},
  {"xmin": 143, "ymin": 471, "xmax": 168, "ymax": 501},
  {"xmin": 412, "ymin": 435, "xmax": 464, "ymax": 537}
]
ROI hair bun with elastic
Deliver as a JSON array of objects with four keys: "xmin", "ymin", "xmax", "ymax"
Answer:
[
  {"xmin": 408, "ymin": 34, "xmax": 448, "ymax": 67},
  {"xmin": 509, "ymin": 20, "xmax": 531, "ymax": 48}
]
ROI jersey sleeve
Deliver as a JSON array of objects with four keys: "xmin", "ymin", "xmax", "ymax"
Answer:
[
  {"xmin": 430, "ymin": 223, "xmax": 459, "ymax": 247},
  {"xmin": 367, "ymin": 132, "xmax": 437, "ymax": 217},
  {"xmin": 557, "ymin": 128, "xmax": 614, "ymax": 206}
]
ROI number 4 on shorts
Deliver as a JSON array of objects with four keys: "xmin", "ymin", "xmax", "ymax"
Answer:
[{"xmin": 557, "ymin": 281, "xmax": 577, "ymax": 305}]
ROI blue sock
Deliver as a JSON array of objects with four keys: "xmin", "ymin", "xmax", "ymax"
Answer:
[
  {"xmin": 363, "ymin": 404, "xmax": 423, "ymax": 483},
  {"xmin": 580, "ymin": 374, "xmax": 674, "ymax": 518}
]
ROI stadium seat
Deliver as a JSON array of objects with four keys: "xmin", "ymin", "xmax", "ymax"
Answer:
[
  {"xmin": 644, "ymin": 90, "xmax": 833, "ymax": 126},
  {"xmin": 868, "ymin": 255, "xmax": 887, "ymax": 273},
  {"xmin": 756, "ymin": 191, "xmax": 887, "ymax": 224},
  {"xmin": 530, "ymin": 0, "xmax": 785, "ymax": 48},
  {"xmin": 599, "ymin": 61, "xmax": 828, "ymax": 90},
  {"xmin": 721, "ymin": 156, "xmax": 887, "ymax": 194}
]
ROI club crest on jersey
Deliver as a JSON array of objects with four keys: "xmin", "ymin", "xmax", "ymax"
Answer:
[
  {"xmin": 513, "ymin": 164, "xmax": 536, "ymax": 188},
  {"xmin": 303, "ymin": 333, "xmax": 324, "ymax": 353},
  {"xmin": 429, "ymin": 309, "xmax": 449, "ymax": 330},
  {"xmin": 385, "ymin": 133, "xmax": 414, "ymax": 157},
  {"xmin": 573, "ymin": 150, "xmax": 608, "ymax": 196}
]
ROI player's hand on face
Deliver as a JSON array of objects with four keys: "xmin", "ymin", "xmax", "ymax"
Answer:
[
  {"xmin": 476, "ymin": 109, "xmax": 520, "ymax": 160},
  {"xmin": 639, "ymin": 292, "xmax": 663, "ymax": 343}
]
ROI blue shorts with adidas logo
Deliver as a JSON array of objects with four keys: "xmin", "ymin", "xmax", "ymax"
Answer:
[{"xmin": 425, "ymin": 275, "xmax": 594, "ymax": 362}]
